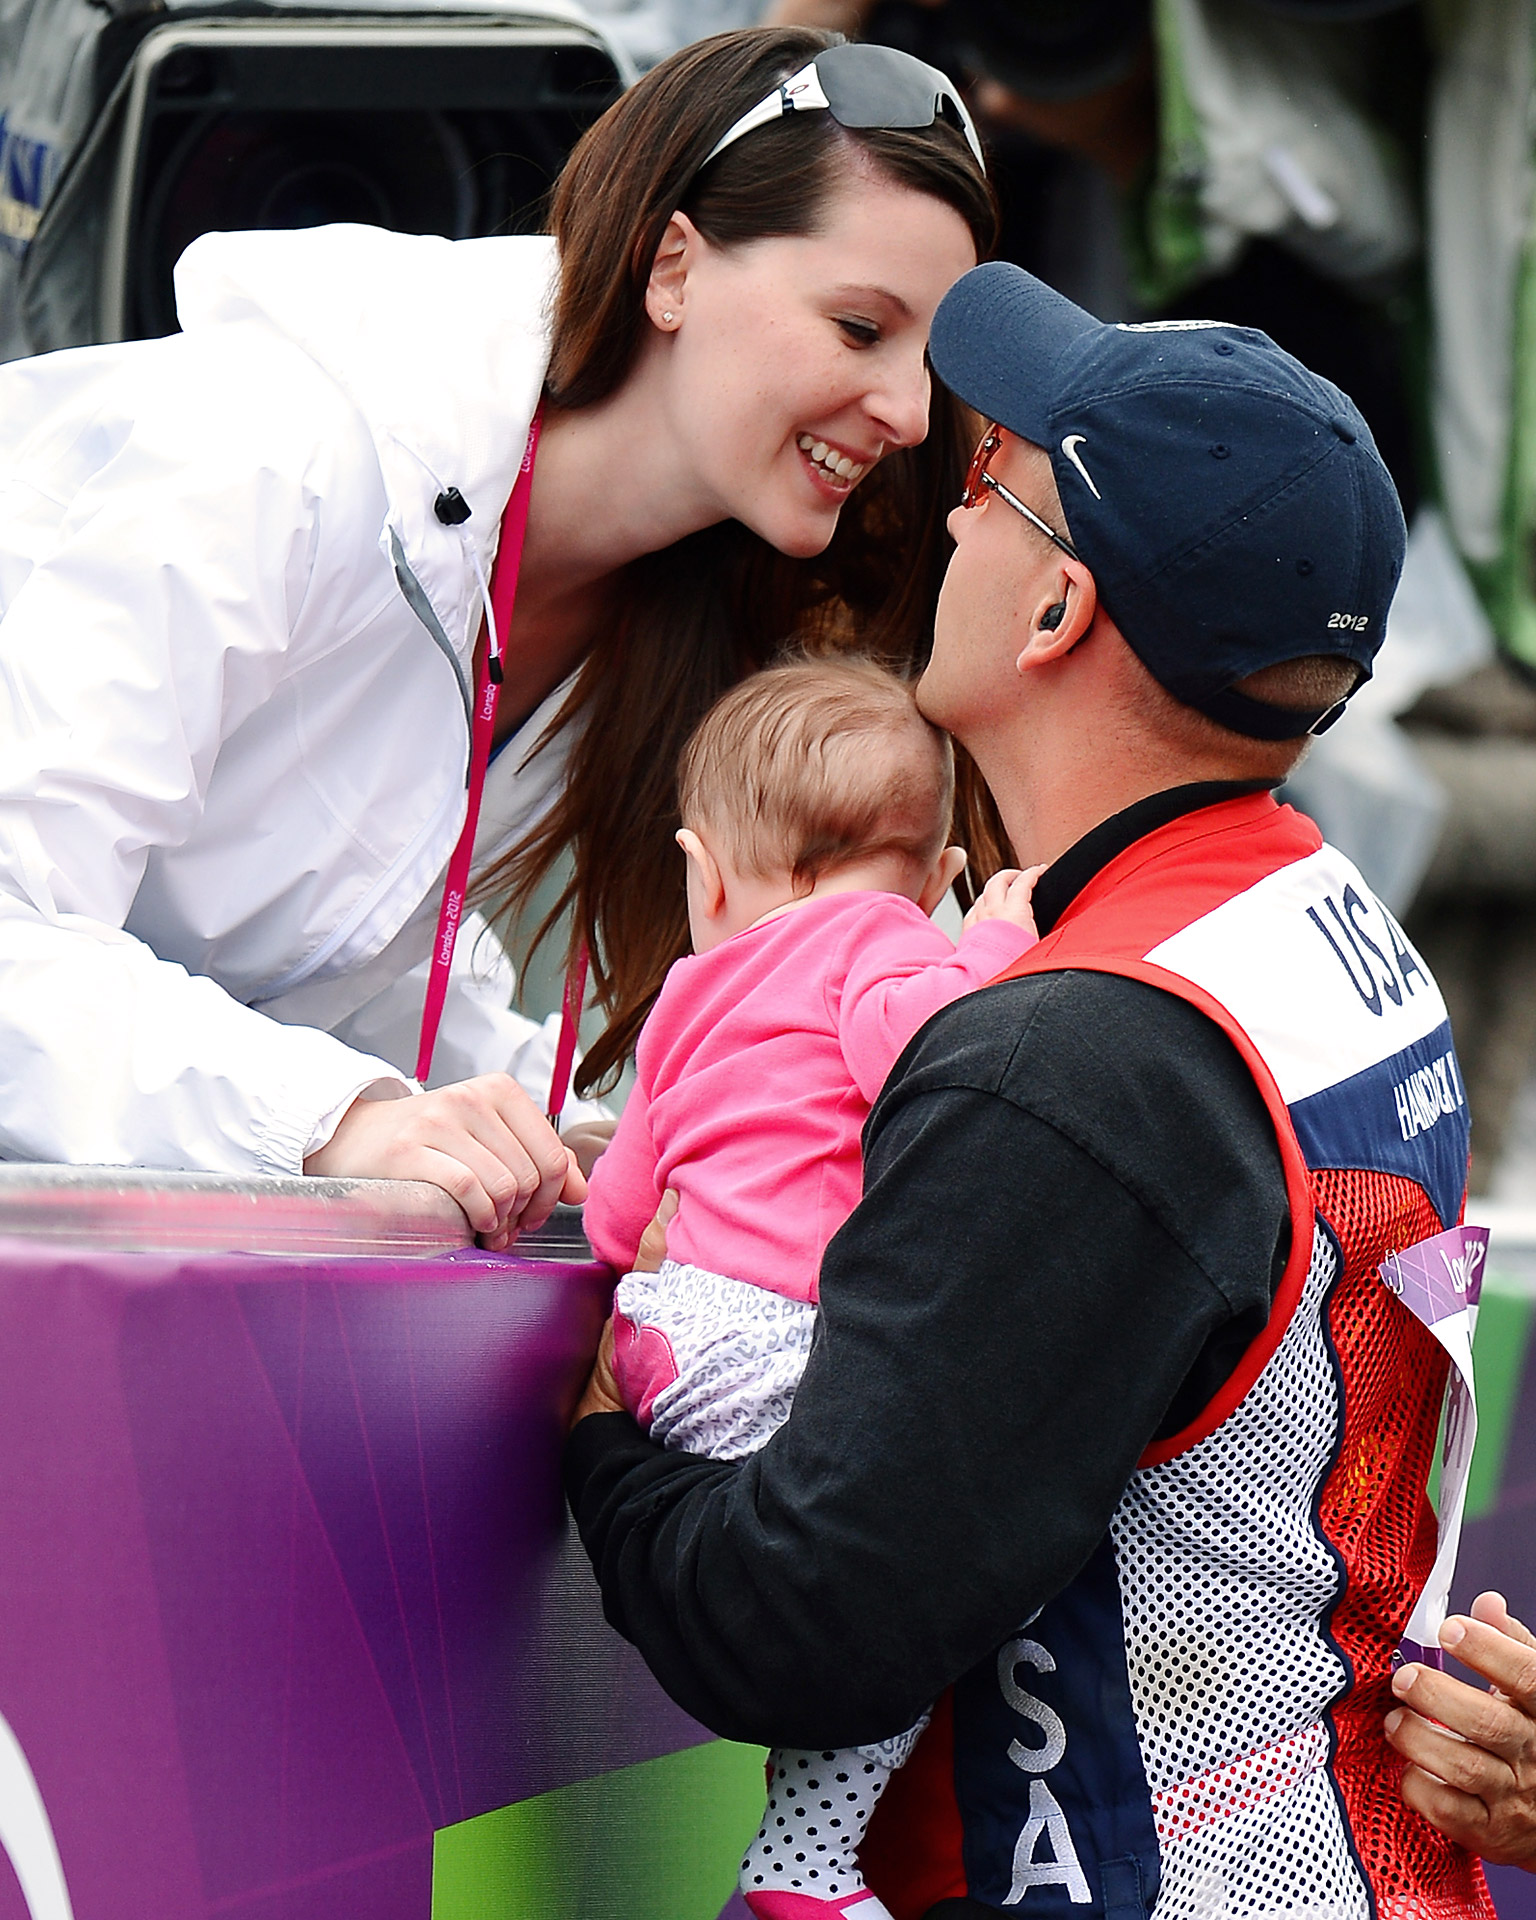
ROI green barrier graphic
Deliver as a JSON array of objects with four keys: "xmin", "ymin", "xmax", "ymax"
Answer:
[
  {"xmin": 433, "ymin": 1738, "xmax": 769, "ymax": 1920},
  {"xmin": 1467, "ymin": 1279, "xmax": 1535, "ymax": 1520}
]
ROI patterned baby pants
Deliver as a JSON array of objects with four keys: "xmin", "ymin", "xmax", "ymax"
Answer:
[{"xmin": 611, "ymin": 1258, "xmax": 817, "ymax": 1461}]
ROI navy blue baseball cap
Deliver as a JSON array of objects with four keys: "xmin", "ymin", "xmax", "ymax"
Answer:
[{"xmin": 929, "ymin": 261, "xmax": 1408, "ymax": 740}]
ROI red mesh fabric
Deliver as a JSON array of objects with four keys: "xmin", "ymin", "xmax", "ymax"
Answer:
[{"xmin": 1312, "ymin": 1169, "xmax": 1494, "ymax": 1920}]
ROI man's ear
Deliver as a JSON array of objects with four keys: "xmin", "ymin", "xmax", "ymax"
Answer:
[
  {"xmin": 1016, "ymin": 559, "xmax": 1098, "ymax": 675},
  {"xmin": 917, "ymin": 845, "xmax": 968, "ymax": 917},
  {"xmin": 645, "ymin": 213, "xmax": 700, "ymax": 333},
  {"xmin": 675, "ymin": 827, "xmax": 725, "ymax": 917}
]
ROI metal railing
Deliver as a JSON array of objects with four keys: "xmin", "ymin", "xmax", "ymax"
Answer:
[{"xmin": 0, "ymin": 1164, "xmax": 593, "ymax": 1261}]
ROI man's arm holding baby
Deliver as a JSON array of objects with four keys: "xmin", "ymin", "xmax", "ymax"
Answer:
[{"xmin": 565, "ymin": 969, "xmax": 1285, "ymax": 1747}]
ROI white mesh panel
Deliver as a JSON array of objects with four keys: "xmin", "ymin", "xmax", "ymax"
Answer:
[
  {"xmin": 1153, "ymin": 1765, "xmax": 1368, "ymax": 1920},
  {"xmin": 1152, "ymin": 1721, "xmax": 1332, "ymax": 1851},
  {"xmin": 1112, "ymin": 1221, "xmax": 1352, "ymax": 1800}
]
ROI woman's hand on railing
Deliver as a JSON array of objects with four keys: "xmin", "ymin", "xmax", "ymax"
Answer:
[
  {"xmin": 1386, "ymin": 1591, "xmax": 1536, "ymax": 1870},
  {"xmin": 304, "ymin": 1074, "xmax": 586, "ymax": 1248}
]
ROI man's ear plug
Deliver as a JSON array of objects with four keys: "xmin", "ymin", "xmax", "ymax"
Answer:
[{"xmin": 1040, "ymin": 601, "xmax": 1066, "ymax": 631}]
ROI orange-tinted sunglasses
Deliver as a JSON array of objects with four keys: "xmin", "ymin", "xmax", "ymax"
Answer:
[{"xmin": 962, "ymin": 423, "xmax": 1080, "ymax": 562}]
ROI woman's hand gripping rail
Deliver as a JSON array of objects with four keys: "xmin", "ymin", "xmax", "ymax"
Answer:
[{"xmin": 306, "ymin": 1072, "xmax": 586, "ymax": 1249}]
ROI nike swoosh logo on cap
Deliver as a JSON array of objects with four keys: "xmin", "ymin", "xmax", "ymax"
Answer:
[{"xmin": 1060, "ymin": 434, "xmax": 1101, "ymax": 500}]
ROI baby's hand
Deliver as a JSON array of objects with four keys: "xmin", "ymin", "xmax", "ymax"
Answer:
[{"xmin": 963, "ymin": 864, "xmax": 1047, "ymax": 938}]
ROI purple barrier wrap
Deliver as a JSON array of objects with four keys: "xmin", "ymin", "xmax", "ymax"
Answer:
[{"xmin": 0, "ymin": 1237, "xmax": 714, "ymax": 1920}]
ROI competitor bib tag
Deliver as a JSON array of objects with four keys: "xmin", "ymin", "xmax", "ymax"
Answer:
[{"xmin": 1379, "ymin": 1223, "xmax": 1487, "ymax": 1668}]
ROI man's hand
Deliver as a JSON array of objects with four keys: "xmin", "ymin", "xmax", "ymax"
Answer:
[
  {"xmin": 634, "ymin": 1188, "xmax": 679, "ymax": 1273},
  {"xmin": 570, "ymin": 1316, "xmax": 624, "ymax": 1428},
  {"xmin": 305, "ymin": 1074, "xmax": 586, "ymax": 1249},
  {"xmin": 568, "ymin": 1189, "xmax": 678, "ymax": 1430},
  {"xmin": 1386, "ymin": 1592, "xmax": 1536, "ymax": 1869}
]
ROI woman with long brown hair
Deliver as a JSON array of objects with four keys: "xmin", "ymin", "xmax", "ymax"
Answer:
[{"xmin": 0, "ymin": 27, "xmax": 996, "ymax": 1240}]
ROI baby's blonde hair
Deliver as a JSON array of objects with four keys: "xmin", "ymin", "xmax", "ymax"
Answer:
[{"xmin": 678, "ymin": 657, "xmax": 955, "ymax": 890}]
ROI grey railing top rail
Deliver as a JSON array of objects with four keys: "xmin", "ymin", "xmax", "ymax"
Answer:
[{"xmin": 0, "ymin": 1165, "xmax": 594, "ymax": 1261}]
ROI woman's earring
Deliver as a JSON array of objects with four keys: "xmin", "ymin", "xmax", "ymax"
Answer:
[
  {"xmin": 662, "ymin": 310, "xmax": 675, "ymax": 324},
  {"xmin": 1040, "ymin": 601, "xmax": 1067, "ymax": 631}
]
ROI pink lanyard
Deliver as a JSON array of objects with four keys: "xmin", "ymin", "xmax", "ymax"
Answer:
[
  {"xmin": 544, "ymin": 941, "xmax": 590, "ymax": 1128},
  {"xmin": 415, "ymin": 411, "xmax": 543, "ymax": 1086}
]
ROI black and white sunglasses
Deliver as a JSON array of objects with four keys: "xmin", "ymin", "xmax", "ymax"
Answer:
[{"xmin": 703, "ymin": 43, "xmax": 985, "ymax": 173}]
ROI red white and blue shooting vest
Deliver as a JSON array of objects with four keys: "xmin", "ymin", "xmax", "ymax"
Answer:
[{"xmin": 864, "ymin": 792, "xmax": 1491, "ymax": 1920}]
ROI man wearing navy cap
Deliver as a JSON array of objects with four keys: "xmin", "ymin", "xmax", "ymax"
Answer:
[{"xmin": 567, "ymin": 267, "xmax": 1535, "ymax": 1916}]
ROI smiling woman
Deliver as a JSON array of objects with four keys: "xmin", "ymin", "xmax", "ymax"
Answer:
[
  {"xmin": 0, "ymin": 27, "xmax": 998, "ymax": 1235},
  {"xmin": 492, "ymin": 28, "xmax": 1001, "ymax": 1096}
]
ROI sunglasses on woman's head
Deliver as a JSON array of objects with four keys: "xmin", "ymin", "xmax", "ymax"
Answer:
[
  {"xmin": 704, "ymin": 43, "xmax": 985, "ymax": 172},
  {"xmin": 962, "ymin": 424, "xmax": 1080, "ymax": 561}
]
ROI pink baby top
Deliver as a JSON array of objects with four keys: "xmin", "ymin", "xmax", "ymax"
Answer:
[{"xmin": 582, "ymin": 890, "xmax": 1035, "ymax": 1303}]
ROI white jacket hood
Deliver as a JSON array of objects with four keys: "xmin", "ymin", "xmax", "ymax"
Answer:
[{"xmin": 174, "ymin": 224, "xmax": 560, "ymax": 653}]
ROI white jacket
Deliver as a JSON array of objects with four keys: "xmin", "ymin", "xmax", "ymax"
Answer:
[{"xmin": 0, "ymin": 223, "xmax": 603, "ymax": 1174}]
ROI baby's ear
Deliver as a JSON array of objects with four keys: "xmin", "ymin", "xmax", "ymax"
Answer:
[
  {"xmin": 918, "ymin": 845, "xmax": 969, "ymax": 918},
  {"xmin": 676, "ymin": 827, "xmax": 726, "ymax": 917}
]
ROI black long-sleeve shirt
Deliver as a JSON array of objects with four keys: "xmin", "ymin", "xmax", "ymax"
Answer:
[{"xmin": 564, "ymin": 784, "xmax": 1291, "ymax": 1750}]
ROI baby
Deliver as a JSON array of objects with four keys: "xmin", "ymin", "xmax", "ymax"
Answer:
[{"xmin": 582, "ymin": 657, "xmax": 1040, "ymax": 1920}]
